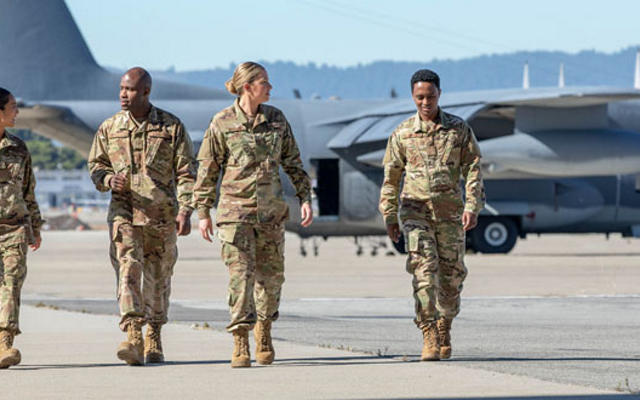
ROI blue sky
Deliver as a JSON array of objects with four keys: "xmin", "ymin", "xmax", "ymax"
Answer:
[{"xmin": 66, "ymin": 0, "xmax": 640, "ymax": 71}]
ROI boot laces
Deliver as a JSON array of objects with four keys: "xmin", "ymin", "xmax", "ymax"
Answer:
[
  {"xmin": 236, "ymin": 335, "xmax": 249, "ymax": 353},
  {"xmin": 234, "ymin": 330, "xmax": 249, "ymax": 354},
  {"xmin": 128, "ymin": 323, "xmax": 143, "ymax": 344},
  {"xmin": 259, "ymin": 323, "xmax": 271, "ymax": 347},
  {"xmin": 437, "ymin": 319, "xmax": 451, "ymax": 344},
  {"xmin": 148, "ymin": 325, "xmax": 162, "ymax": 350},
  {"xmin": 0, "ymin": 332, "xmax": 11, "ymax": 349},
  {"xmin": 424, "ymin": 323, "xmax": 438, "ymax": 347},
  {"xmin": 148, "ymin": 326, "xmax": 161, "ymax": 342}
]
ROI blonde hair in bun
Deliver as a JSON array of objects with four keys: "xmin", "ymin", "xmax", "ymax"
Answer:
[{"xmin": 225, "ymin": 62, "xmax": 266, "ymax": 96}]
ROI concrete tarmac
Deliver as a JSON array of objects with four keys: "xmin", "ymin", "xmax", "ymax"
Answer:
[{"xmin": 7, "ymin": 231, "xmax": 640, "ymax": 398}]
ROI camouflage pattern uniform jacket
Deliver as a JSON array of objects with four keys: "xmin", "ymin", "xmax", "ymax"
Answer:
[
  {"xmin": 0, "ymin": 133, "xmax": 43, "ymax": 244},
  {"xmin": 194, "ymin": 99, "xmax": 311, "ymax": 224},
  {"xmin": 379, "ymin": 108, "xmax": 484, "ymax": 226},
  {"xmin": 88, "ymin": 106, "xmax": 195, "ymax": 227}
]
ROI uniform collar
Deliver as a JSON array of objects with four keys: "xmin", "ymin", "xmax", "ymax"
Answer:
[
  {"xmin": 412, "ymin": 107, "xmax": 449, "ymax": 133},
  {"xmin": 233, "ymin": 98, "xmax": 268, "ymax": 128},
  {"xmin": 116, "ymin": 104, "xmax": 161, "ymax": 132}
]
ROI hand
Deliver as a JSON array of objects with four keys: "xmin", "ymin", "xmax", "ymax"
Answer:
[
  {"xmin": 109, "ymin": 173, "xmax": 128, "ymax": 193},
  {"xmin": 30, "ymin": 234, "xmax": 41, "ymax": 251},
  {"xmin": 300, "ymin": 202, "xmax": 313, "ymax": 227},
  {"xmin": 462, "ymin": 211, "xmax": 478, "ymax": 231},
  {"xmin": 386, "ymin": 223, "xmax": 401, "ymax": 243},
  {"xmin": 199, "ymin": 218, "xmax": 214, "ymax": 242},
  {"xmin": 176, "ymin": 211, "xmax": 192, "ymax": 236}
]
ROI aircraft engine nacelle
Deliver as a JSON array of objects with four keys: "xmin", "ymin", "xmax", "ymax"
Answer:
[{"xmin": 480, "ymin": 129, "xmax": 640, "ymax": 178}]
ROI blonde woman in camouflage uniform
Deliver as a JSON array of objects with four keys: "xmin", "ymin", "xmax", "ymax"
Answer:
[
  {"xmin": 0, "ymin": 88, "xmax": 43, "ymax": 369},
  {"xmin": 194, "ymin": 62, "xmax": 312, "ymax": 368},
  {"xmin": 379, "ymin": 70, "xmax": 484, "ymax": 361}
]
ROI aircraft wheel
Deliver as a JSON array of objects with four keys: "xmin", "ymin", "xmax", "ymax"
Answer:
[
  {"xmin": 391, "ymin": 235, "xmax": 407, "ymax": 254},
  {"xmin": 469, "ymin": 217, "xmax": 518, "ymax": 254}
]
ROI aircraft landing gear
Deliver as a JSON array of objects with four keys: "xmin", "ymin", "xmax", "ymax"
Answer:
[
  {"xmin": 468, "ymin": 216, "xmax": 518, "ymax": 254},
  {"xmin": 299, "ymin": 237, "xmax": 321, "ymax": 257},
  {"xmin": 354, "ymin": 236, "xmax": 390, "ymax": 256}
]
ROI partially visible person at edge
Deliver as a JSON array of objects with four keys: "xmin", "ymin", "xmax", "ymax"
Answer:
[
  {"xmin": 194, "ymin": 62, "xmax": 313, "ymax": 368},
  {"xmin": 87, "ymin": 68, "xmax": 196, "ymax": 366},
  {"xmin": 378, "ymin": 69, "xmax": 485, "ymax": 361},
  {"xmin": 0, "ymin": 87, "xmax": 43, "ymax": 369}
]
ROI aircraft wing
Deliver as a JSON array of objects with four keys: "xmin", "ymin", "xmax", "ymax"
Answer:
[
  {"xmin": 327, "ymin": 87, "xmax": 640, "ymax": 168},
  {"xmin": 15, "ymin": 103, "xmax": 94, "ymax": 158}
]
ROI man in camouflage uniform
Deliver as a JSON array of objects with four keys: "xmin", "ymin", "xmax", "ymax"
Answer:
[
  {"xmin": 88, "ymin": 68, "xmax": 195, "ymax": 366},
  {"xmin": 194, "ymin": 88, "xmax": 312, "ymax": 367},
  {"xmin": 0, "ymin": 88, "xmax": 43, "ymax": 368},
  {"xmin": 379, "ymin": 69, "xmax": 484, "ymax": 361}
]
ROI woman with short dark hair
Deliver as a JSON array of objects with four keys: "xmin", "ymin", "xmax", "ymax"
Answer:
[{"xmin": 0, "ymin": 88, "xmax": 43, "ymax": 368}]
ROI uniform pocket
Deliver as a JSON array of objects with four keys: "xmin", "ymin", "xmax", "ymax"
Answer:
[
  {"xmin": 217, "ymin": 224, "xmax": 237, "ymax": 244},
  {"xmin": 146, "ymin": 131, "xmax": 173, "ymax": 174},
  {"xmin": 407, "ymin": 229, "xmax": 425, "ymax": 253},
  {"xmin": 110, "ymin": 221, "xmax": 123, "ymax": 242},
  {"xmin": 224, "ymin": 131, "xmax": 253, "ymax": 166},
  {"xmin": 0, "ymin": 157, "xmax": 24, "ymax": 182},
  {"xmin": 107, "ymin": 130, "xmax": 130, "ymax": 173},
  {"xmin": 404, "ymin": 136, "xmax": 429, "ymax": 169},
  {"xmin": 442, "ymin": 134, "xmax": 461, "ymax": 167},
  {"xmin": 263, "ymin": 131, "xmax": 282, "ymax": 160},
  {"xmin": 0, "ymin": 163, "xmax": 12, "ymax": 183}
]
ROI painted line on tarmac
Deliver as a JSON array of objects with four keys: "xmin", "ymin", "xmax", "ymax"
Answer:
[{"xmin": 297, "ymin": 294, "xmax": 640, "ymax": 301}]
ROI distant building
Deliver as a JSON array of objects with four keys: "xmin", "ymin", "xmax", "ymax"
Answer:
[{"xmin": 35, "ymin": 169, "xmax": 109, "ymax": 210}]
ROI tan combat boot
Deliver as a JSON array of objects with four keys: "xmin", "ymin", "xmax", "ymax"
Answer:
[
  {"xmin": 421, "ymin": 322, "xmax": 440, "ymax": 361},
  {"xmin": 0, "ymin": 330, "xmax": 21, "ymax": 369},
  {"xmin": 254, "ymin": 320, "xmax": 275, "ymax": 365},
  {"xmin": 437, "ymin": 317, "xmax": 452, "ymax": 359},
  {"xmin": 231, "ymin": 327, "xmax": 251, "ymax": 368},
  {"xmin": 144, "ymin": 323, "xmax": 164, "ymax": 364},
  {"xmin": 117, "ymin": 321, "xmax": 144, "ymax": 366}
]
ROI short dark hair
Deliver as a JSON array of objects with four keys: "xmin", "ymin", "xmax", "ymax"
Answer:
[
  {"xmin": 0, "ymin": 87, "xmax": 11, "ymax": 110},
  {"xmin": 410, "ymin": 69, "xmax": 440, "ymax": 92}
]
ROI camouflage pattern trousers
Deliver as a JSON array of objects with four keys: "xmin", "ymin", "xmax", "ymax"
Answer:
[
  {"xmin": 109, "ymin": 221, "xmax": 177, "ymax": 331},
  {"xmin": 0, "ymin": 226, "xmax": 28, "ymax": 335},
  {"xmin": 404, "ymin": 220, "xmax": 468, "ymax": 329},
  {"xmin": 218, "ymin": 222, "xmax": 285, "ymax": 332}
]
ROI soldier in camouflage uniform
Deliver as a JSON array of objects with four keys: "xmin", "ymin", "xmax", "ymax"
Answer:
[
  {"xmin": 88, "ymin": 68, "xmax": 196, "ymax": 366},
  {"xmin": 0, "ymin": 88, "xmax": 43, "ymax": 369},
  {"xmin": 194, "ymin": 62, "xmax": 312, "ymax": 368},
  {"xmin": 379, "ymin": 70, "xmax": 484, "ymax": 361}
]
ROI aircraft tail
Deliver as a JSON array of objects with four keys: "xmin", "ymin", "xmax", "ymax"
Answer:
[
  {"xmin": 0, "ymin": 0, "xmax": 229, "ymax": 101},
  {"xmin": 0, "ymin": 0, "xmax": 116, "ymax": 100}
]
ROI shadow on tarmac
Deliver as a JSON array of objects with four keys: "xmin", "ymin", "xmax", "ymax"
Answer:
[
  {"xmin": 273, "ymin": 354, "xmax": 405, "ymax": 366},
  {"xmin": 512, "ymin": 253, "xmax": 640, "ymax": 257},
  {"xmin": 15, "ymin": 359, "xmax": 230, "ymax": 370},
  {"xmin": 353, "ymin": 396, "xmax": 640, "ymax": 400},
  {"xmin": 14, "ymin": 356, "xmax": 407, "ymax": 370},
  {"xmin": 449, "ymin": 357, "xmax": 640, "ymax": 362}
]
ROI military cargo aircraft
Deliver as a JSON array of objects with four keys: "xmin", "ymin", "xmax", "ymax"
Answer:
[{"xmin": 3, "ymin": 0, "xmax": 640, "ymax": 254}]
